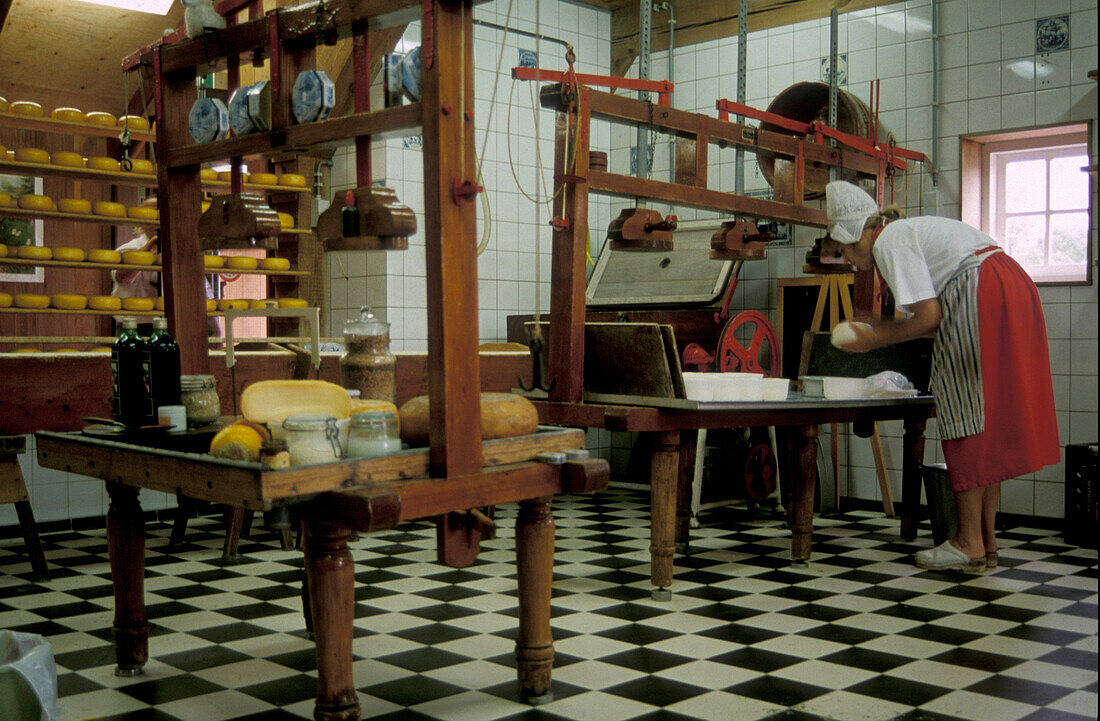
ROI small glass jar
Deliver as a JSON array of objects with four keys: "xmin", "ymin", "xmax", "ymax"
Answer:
[
  {"xmin": 179, "ymin": 375, "xmax": 220, "ymax": 427},
  {"xmin": 346, "ymin": 410, "xmax": 401, "ymax": 459},
  {"xmin": 283, "ymin": 413, "xmax": 342, "ymax": 465}
]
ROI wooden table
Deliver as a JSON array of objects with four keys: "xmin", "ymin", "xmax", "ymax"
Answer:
[
  {"xmin": 35, "ymin": 426, "xmax": 608, "ymax": 720},
  {"xmin": 528, "ymin": 395, "xmax": 935, "ymax": 596}
]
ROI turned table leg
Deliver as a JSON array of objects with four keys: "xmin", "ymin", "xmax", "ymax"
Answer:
[
  {"xmin": 106, "ymin": 482, "xmax": 147, "ymax": 676},
  {"xmin": 304, "ymin": 522, "xmax": 359, "ymax": 721},
  {"xmin": 515, "ymin": 497, "xmax": 555, "ymax": 704},
  {"xmin": 674, "ymin": 431, "xmax": 696, "ymax": 553},
  {"xmin": 790, "ymin": 424, "xmax": 819, "ymax": 563},
  {"xmin": 900, "ymin": 416, "xmax": 928, "ymax": 541},
  {"xmin": 649, "ymin": 430, "xmax": 680, "ymax": 598}
]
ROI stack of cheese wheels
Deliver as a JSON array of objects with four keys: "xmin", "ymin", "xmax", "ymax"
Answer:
[
  {"xmin": 58, "ymin": 198, "xmax": 92, "ymax": 214},
  {"xmin": 88, "ymin": 295, "xmax": 122, "ymax": 311},
  {"xmin": 83, "ymin": 111, "xmax": 117, "ymax": 126},
  {"xmin": 51, "ymin": 107, "xmax": 85, "ymax": 123},
  {"xmin": 17, "ymin": 194, "xmax": 54, "ymax": 211},
  {"xmin": 52, "ymin": 151, "xmax": 85, "ymax": 168},
  {"xmin": 14, "ymin": 148, "xmax": 50, "ymax": 164},
  {"xmin": 88, "ymin": 249, "xmax": 121, "ymax": 263},
  {"xmin": 93, "ymin": 201, "xmax": 126, "ymax": 217},
  {"xmin": 51, "ymin": 294, "xmax": 87, "ymax": 310}
]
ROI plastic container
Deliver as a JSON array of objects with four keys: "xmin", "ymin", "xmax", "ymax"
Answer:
[
  {"xmin": 346, "ymin": 410, "xmax": 401, "ymax": 459},
  {"xmin": 0, "ymin": 630, "xmax": 58, "ymax": 721},
  {"xmin": 340, "ymin": 306, "xmax": 396, "ymax": 403}
]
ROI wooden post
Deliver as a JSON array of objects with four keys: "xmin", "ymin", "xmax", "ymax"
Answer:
[
  {"xmin": 106, "ymin": 482, "xmax": 148, "ymax": 675},
  {"xmin": 305, "ymin": 521, "xmax": 358, "ymax": 721},
  {"xmin": 514, "ymin": 497, "xmax": 554, "ymax": 703},
  {"xmin": 420, "ymin": 0, "xmax": 482, "ymax": 476},
  {"xmin": 900, "ymin": 416, "xmax": 927, "ymax": 541},
  {"xmin": 790, "ymin": 424, "xmax": 818, "ymax": 561}
]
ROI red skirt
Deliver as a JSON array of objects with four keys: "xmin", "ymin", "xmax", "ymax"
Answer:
[{"xmin": 941, "ymin": 253, "xmax": 1060, "ymax": 491}]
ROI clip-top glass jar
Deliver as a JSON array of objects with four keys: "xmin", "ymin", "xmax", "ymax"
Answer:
[
  {"xmin": 179, "ymin": 375, "xmax": 220, "ymax": 427},
  {"xmin": 283, "ymin": 413, "xmax": 342, "ymax": 465},
  {"xmin": 340, "ymin": 306, "xmax": 396, "ymax": 403},
  {"xmin": 346, "ymin": 410, "xmax": 401, "ymax": 459}
]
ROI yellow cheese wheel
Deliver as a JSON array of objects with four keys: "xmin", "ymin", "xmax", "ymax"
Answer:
[
  {"xmin": 52, "ymin": 294, "xmax": 87, "ymax": 310},
  {"xmin": 199, "ymin": 168, "xmax": 219, "ymax": 182},
  {"xmin": 155, "ymin": 297, "xmax": 165, "ymax": 311},
  {"xmin": 51, "ymin": 151, "xmax": 85, "ymax": 168},
  {"xmin": 260, "ymin": 257, "xmax": 291, "ymax": 271},
  {"xmin": 84, "ymin": 111, "xmax": 117, "ymax": 126},
  {"xmin": 17, "ymin": 245, "xmax": 52, "ymax": 260},
  {"xmin": 399, "ymin": 393, "xmax": 538, "ymax": 446},
  {"xmin": 201, "ymin": 201, "xmax": 211, "ymax": 213},
  {"xmin": 122, "ymin": 250, "xmax": 156, "ymax": 265},
  {"xmin": 0, "ymin": 192, "xmax": 12, "ymax": 207},
  {"xmin": 14, "ymin": 293, "xmax": 50, "ymax": 309},
  {"xmin": 57, "ymin": 198, "xmax": 92, "ymax": 214},
  {"xmin": 88, "ymin": 249, "xmax": 121, "ymax": 263},
  {"xmin": 127, "ymin": 206, "xmax": 159, "ymax": 220},
  {"xmin": 217, "ymin": 298, "xmax": 249, "ymax": 311},
  {"xmin": 225, "ymin": 256, "xmax": 258, "ymax": 270},
  {"xmin": 93, "ymin": 201, "xmax": 126, "ymax": 217},
  {"xmin": 250, "ymin": 172, "xmax": 278, "ymax": 186},
  {"xmin": 51, "ymin": 107, "xmax": 85, "ymax": 123},
  {"xmin": 206, "ymin": 299, "xmax": 218, "ymax": 312},
  {"xmin": 241, "ymin": 380, "xmax": 352, "ymax": 424},
  {"xmin": 0, "ymin": 292, "xmax": 11, "ymax": 307},
  {"xmin": 9, "ymin": 101, "xmax": 43, "ymax": 116},
  {"xmin": 117, "ymin": 115, "xmax": 150, "ymax": 130},
  {"xmin": 0, "ymin": 244, "xmax": 7, "ymax": 257},
  {"xmin": 277, "ymin": 173, "xmax": 307, "ymax": 187},
  {"xmin": 4, "ymin": 151, "xmax": 13, "ymax": 161},
  {"xmin": 14, "ymin": 148, "xmax": 50, "ymax": 164},
  {"xmin": 217, "ymin": 170, "xmax": 249, "ymax": 183},
  {"xmin": 278, "ymin": 298, "xmax": 308, "ymax": 308},
  {"xmin": 122, "ymin": 297, "xmax": 155, "ymax": 311},
  {"xmin": 350, "ymin": 399, "xmax": 399, "ymax": 418},
  {"xmin": 0, "ymin": 97, "xmax": 7, "ymax": 112},
  {"xmin": 17, "ymin": 194, "xmax": 54, "ymax": 211},
  {"xmin": 277, "ymin": 212, "xmax": 295, "ymax": 229},
  {"xmin": 127, "ymin": 159, "xmax": 155, "ymax": 174},
  {"xmin": 88, "ymin": 295, "xmax": 122, "ymax": 311},
  {"xmin": 52, "ymin": 247, "xmax": 86, "ymax": 261},
  {"xmin": 87, "ymin": 157, "xmax": 121, "ymax": 172},
  {"xmin": 248, "ymin": 299, "xmax": 274, "ymax": 309},
  {"xmin": 203, "ymin": 255, "xmax": 226, "ymax": 269}
]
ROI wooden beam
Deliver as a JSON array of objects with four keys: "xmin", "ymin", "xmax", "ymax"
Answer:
[{"xmin": 0, "ymin": 0, "xmax": 13, "ymax": 38}]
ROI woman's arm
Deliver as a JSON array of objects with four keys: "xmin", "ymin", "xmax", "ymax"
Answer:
[{"xmin": 841, "ymin": 297, "xmax": 942, "ymax": 352}]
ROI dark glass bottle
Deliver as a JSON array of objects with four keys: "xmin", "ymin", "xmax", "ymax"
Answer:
[
  {"xmin": 147, "ymin": 316, "xmax": 182, "ymax": 424},
  {"xmin": 111, "ymin": 319, "xmax": 149, "ymax": 428}
]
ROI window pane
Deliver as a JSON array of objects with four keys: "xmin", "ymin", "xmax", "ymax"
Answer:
[
  {"xmin": 1049, "ymin": 155, "xmax": 1090, "ymax": 210},
  {"xmin": 1004, "ymin": 215, "xmax": 1046, "ymax": 266},
  {"xmin": 1049, "ymin": 212, "xmax": 1089, "ymax": 265},
  {"xmin": 1003, "ymin": 159, "xmax": 1047, "ymax": 212}
]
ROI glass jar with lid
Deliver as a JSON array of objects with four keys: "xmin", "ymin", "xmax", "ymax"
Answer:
[
  {"xmin": 346, "ymin": 410, "xmax": 401, "ymax": 459},
  {"xmin": 282, "ymin": 413, "xmax": 342, "ymax": 465},
  {"xmin": 179, "ymin": 375, "xmax": 220, "ymax": 427},
  {"xmin": 340, "ymin": 306, "xmax": 396, "ymax": 403}
]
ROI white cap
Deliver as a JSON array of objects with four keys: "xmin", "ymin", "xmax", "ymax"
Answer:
[{"xmin": 825, "ymin": 181, "xmax": 878, "ymax": 244}]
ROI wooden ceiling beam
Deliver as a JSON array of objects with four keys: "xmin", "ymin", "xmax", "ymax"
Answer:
[{"xmin": 0, "ymin": 0, "xmax": 13, "ymax": 38}]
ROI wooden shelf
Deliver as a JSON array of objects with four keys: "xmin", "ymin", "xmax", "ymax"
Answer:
[
  {"xmin": 0, "ymin": 111, "xmax": 155, "ymax": 143},
  {"xmin": 0, "ymin": 159, "xmax": 157, "ymax": 188},
  {"xmin": 0, "ymin": 257, "xmax": 309, "ymax": 276},
  {"xmin": 0, "ymin": 307, "xmax": 314, "ymax": 318},
  {"xmin": 0, "ymin": 205, "xmax": 159, "ymax": 227}
]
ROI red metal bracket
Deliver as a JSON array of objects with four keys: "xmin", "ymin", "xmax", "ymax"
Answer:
[
  {"xmin": 513, "ymin": 67, "xmax": 673, "ymax": 106},
  {"xmin": 550, "ymin": 217, "xmax": 572, "ymax": 232},
  {"xmin": 452, "ymin": 178, "xmax": 483, "ymax": 205},
  {"xmin": 716, "ymin": 99, "xmax": 812, "ymax": 134}
]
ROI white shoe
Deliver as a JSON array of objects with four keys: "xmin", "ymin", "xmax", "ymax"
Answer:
[{"xmin": 914, "ymin": 541, "xmax": 986, "ymax": 573}]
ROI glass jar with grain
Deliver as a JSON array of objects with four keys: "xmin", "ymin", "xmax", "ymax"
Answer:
[{"xmin": 340, "ymin": 306, "xmax": 396, "ymax": 403}]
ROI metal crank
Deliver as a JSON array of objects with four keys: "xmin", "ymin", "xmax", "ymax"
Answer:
[{"xmin": 716, "ymin": 310, "xmax": 781, "ymax": 377}]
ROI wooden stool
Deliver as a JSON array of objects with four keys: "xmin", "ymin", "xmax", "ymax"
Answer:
[{"xmin": 0, "ymin": 436, "xmax": 50, "ymax": 580}]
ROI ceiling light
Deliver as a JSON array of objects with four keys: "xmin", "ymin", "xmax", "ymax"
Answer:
[{"xmin": 75, "ymin": 0, "xmax": 174, "ymax": 15}]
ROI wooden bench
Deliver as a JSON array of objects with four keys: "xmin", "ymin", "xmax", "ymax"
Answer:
[{"xmin": 0, "ymin": 435, "xmax": 50, "ymax": 580}]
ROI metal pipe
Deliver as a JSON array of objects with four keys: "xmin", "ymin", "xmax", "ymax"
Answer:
[
  {"xmin": 828, "ymin": 8, "xmax": 838, "ymax": 182},
  {"xmin": 472, "ymin": 18, "xmax": 570, "ymax": 50},
  {"xmin": 930, "ymin": 0, "xmax": 940, "ymax": 185},
  {"xmin": 735, "ymin": 0, "xmax": 747, "ymax": 195},
  {"xmin": 636, "ymin": 0, "xmax": 653, "ymax": 180},
  {"xmin": 656, "ymin": 2, "xmax": 676, "ymax": 185}
]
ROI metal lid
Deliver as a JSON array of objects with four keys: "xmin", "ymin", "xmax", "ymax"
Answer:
[
  {"xmin": 180, "ymin": 374, "xmax": 216, "ymax": 390},
  {"xmin": 343, "ymin": 306, "xmax": 389, "ymax": 337}
]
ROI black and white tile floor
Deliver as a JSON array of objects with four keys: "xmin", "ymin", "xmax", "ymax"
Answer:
[{"xmin": 0, "ymin": 486, "xmax": 1096, "ymax": 721}]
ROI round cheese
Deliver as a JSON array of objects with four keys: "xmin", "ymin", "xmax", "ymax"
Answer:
[
  {"xmin": 218, "ymin": 298, "xmax": 249, "ymax": 311},
  {"xmin": 14, "ymin": 148, "xmax": 50, "ymax": 164},
  {"xmin": 225, "ymin": 256, "xmax": 258, "ymax": 270},
  {"xmin": 87, "ymin": 156, "xmax": 121, "ymax": 172},
  {"xmin": 203, "ymin": 255, "xmax": 226, "ymax": 269},
  {"xmin": 9, "ymin": 101, "xmax": 43, "ymax": 116},
  {"xmin": 277, "ymin": 298, "xmax": 308, "ymax": 308},
  {"xmin": 57, "ymin": 198, "xmax": 92, "ymax": 214},
  {"xmin": 217, "ymin": 170, "xmax": 249, "ymax": 183},
  {"xmin": 0, "ymin": 97, "xmax": 7, "ymax": 112},
  {"xmin": 52, "ymin": 294, "xmax": 87, "ymax": 310},
  {"xmin": 0, "ymin": 292, "xmax": 12, "ymax": 307},
  {"xmin": 117, "ymin": 115, "xmax": 150, "ymax": 130},
  {"xmin": 277, "ymin": 173, "xmax": 307, "ymax": 187},
  {"xmin": 830, "ymin": 321, "xmax": 873, "ymax": 348},
  {"xmin": 52, "ymin": 247, "xmax": 86, "ymax": 261},
  {"xmin": 277, "ymin": 212, "xmax": 295, "ymax": 229},
  {"xmin": 206, "ymin": 299, "xmax": 218, "ymax": 312},
  {"xmin": 122, "ymin": 297, "xmax": 155, "ymax": 311},
  {"xmin": 398, "ymin": 393, "xmax": 538, "ymax": 446},
  {"xmin": 250, "ymin": 172, "xmax": 278, "ymax": 186},
  {"xmin": 127, "ymin": 206, "xmax": 159, "ymax": 220},
  {"xmin": 88, "ymin": 295, "xmax": 122, "ymax": 311},
  {"xmin": 127, "ymin": 158, "xmax": 155, "ymax": 174},
  {"xmin": 87, "ymin": 249, "xmax": 121, "ymax": 264},
  {"xmin": 0, "ymin": 244, "xmax": 7, "ymax": 257},
  {"xmin": 16, "ymin": 245, "xmax": 52, "ymax": 260},
  {"xmin": 155, "ymin": 297, "xmax": 165, "ymax": 311},
  {"xmin": 93, "ymin": 201, "xmax": 126, "ymax": 217},
  {"xmin": 201, "ymin": 201, "xmax": 211, "ymax": 213},
  {"xmin": 51, "ymin": 107, "xmax": 85, "ymax": 123},
  {"xmin": 17, "ymin": 194, "xmax": 54, "ymax": 211},
  {"xmin": 248, "ymin": 299, "xmax": 273, "ymax": 309},
  {"xmin": 241, "ymin": 380, "xmax": 352, "ymax": 424},
  {"xmin": 14, "ymin": 293, "xmax": 50, "ymax": 309},
  {"xmin": 260, "ymin": 257, "xmax": 291, "ymax": 271},
  {"xmin": 122, "ymin": 250, "xmax": 156, "ymax": 265},
  {"xmin": 84, "ymin": 111, "xmax": 117, "ymax": 126},
  {"xmin": 51, "ymin": 151, "xmax": 85, "ymax": 168},
  {"xmin": 200, "ymin": 168, "xmax": 219, "ymax": 182},
  {"xmin": 0, "ymin": 192, "xmax": 13, "ymax": 207}
]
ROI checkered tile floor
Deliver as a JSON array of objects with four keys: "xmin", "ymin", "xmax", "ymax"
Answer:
[{"xmin": 1, "ymin": 486, "xmax": 1096, "ymax": 721}]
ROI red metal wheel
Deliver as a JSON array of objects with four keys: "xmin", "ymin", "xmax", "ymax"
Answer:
[
  {"xmin": 716, "ymin": 310, "xmax": 780, "ymax": 377},
  {"xmin": 743, "ymin": 441, "xmax": 777, "ymax": 502}
]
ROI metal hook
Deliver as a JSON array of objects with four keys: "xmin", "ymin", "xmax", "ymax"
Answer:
[{"xmin": 517, "ymin": 331, "xmax": 556, "ymax": 393}]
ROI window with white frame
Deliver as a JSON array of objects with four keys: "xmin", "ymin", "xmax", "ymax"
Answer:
[{"xmin": 961, "ymin": 123, "xmax": 1092, "ymax": 285}]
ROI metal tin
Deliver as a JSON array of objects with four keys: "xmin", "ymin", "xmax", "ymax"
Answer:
[
  {"xmin": 188, "ymin": 98, "xmax": 229, "ymax": 144},
  {"xmin": 292, "ymin": 70, "xmax": 336, "ymax": 124}
]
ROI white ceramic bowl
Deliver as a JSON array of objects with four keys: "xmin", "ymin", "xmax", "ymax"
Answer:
[
  {"xmin": 761, "ymin": 377, "xmax": 790, "ymax": 401},
  {"xmin": 681, "ymin": 372, "xmax": 716, "ymax": 401},
  {"xmin": 712, "ymin": 372, "xmax": 764, "ymax": 402},
  {"xmin": 822, "ymin": 376, "xmax": 868, "ymax": 400}
]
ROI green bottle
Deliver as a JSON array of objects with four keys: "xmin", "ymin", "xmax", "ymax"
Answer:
[{"xmin": 111, "ymin": 319, "xmax": 149, "ymax": 427}]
